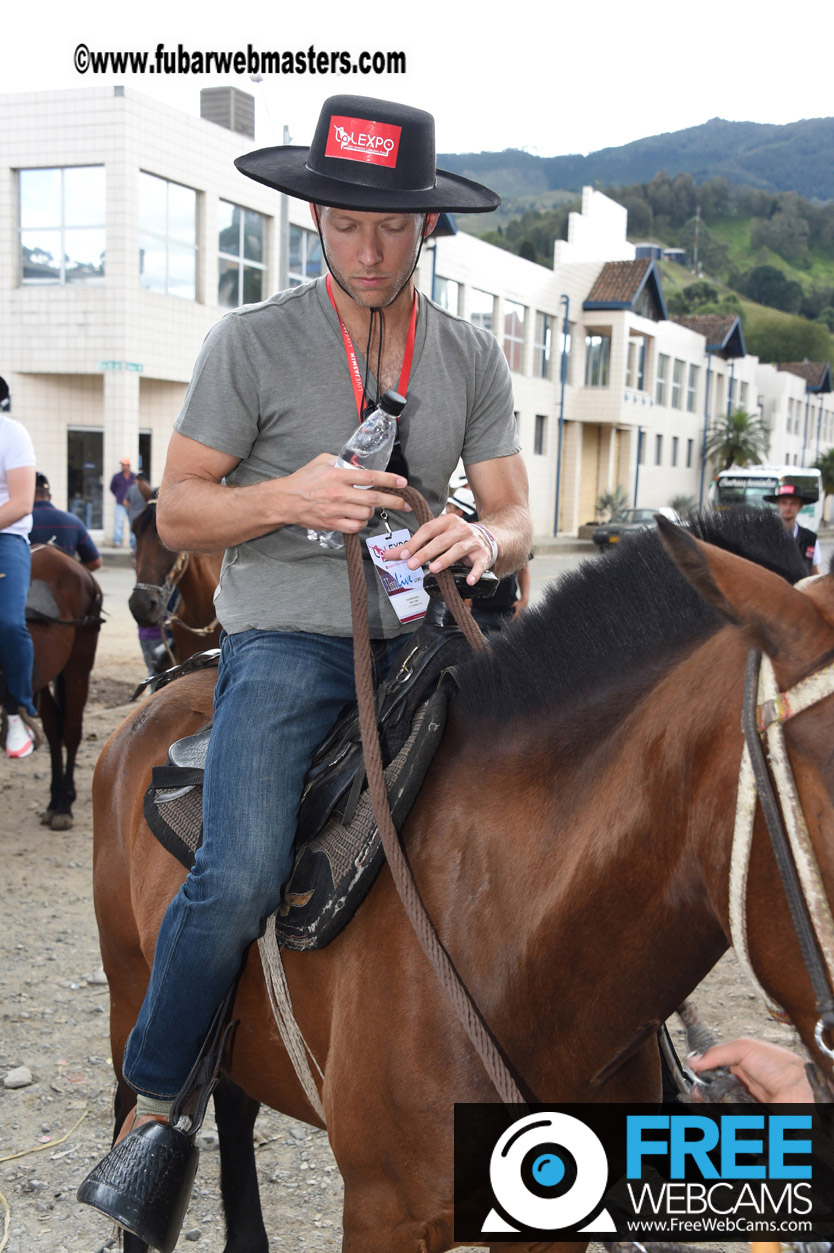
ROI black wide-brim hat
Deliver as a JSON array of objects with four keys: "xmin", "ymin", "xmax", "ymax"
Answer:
[
  {"xmin": 763, "ymin": 482, "xmax": 819, "ymax": 504},
  {"xmin": 234, "ymin": 94, "xmax": 500, "ymax": 214}
]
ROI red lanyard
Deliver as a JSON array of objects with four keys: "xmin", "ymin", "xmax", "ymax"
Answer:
[{"xmin": 326, "ymin": 273, "xmax": 418, "ymax": 419}]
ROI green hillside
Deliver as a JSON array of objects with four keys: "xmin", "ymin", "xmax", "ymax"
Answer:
[
  {"xmin": 440, "ymin": 116, "xmax": 834, "ymax": 201},
  {"xmin": 461, "ymin": 175, "xmax": 834, "ymax": 366}
]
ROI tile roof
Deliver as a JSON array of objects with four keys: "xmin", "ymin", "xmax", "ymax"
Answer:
[
  {"xmin": 776, "ymin": 361, "xmax": 832, "ymax": 391},
  {"xmin": 585, "ymin": 258, "xmax": 653, "ymax": 305},
  {"xmin": 671, "ymin": 314, "xmax": 738, "ymax": 345}
]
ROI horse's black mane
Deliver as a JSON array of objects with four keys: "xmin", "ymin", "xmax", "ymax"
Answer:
[
  {"xmin": 455, "ymin": 508, "xmax": 809, "ymax": 724},
  {"xmin": 132, "ymin": 499, "xmax": 159, "ymax": 540}
]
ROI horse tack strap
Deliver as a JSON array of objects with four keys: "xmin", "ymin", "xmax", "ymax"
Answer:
[
  {"xmin": 732, "ymin": 650, "xmax": 834, "ymax": 1047},
  {"xmin": 757, "ymin": 655, "xmax": 834, "ymax": 733},
  {"xmin": 346, "ymin": 487, "xmax": 531, "ymax": 1108}
]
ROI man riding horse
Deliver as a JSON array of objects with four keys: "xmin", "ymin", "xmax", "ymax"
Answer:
[{"xmin": 79, "ymin": 93, "xmax": 532, "ymax": 1244}]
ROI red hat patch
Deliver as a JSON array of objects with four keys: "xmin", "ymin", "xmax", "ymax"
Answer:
[{"xmin": 325, "ymin": 114, "xmax": 401, "ymax": 168}]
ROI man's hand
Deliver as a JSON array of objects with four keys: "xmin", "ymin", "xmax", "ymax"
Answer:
[
  {"xmin": 384, "ymin": 511, "xmax": 494, "ymax": 585},
  {"xmin": 689, "ymin": 1037, "xmax": 813, "ymax": 1103},
  {"xmin": 280, "ymin": 455, "xmax": 411, "ymax": 535}
]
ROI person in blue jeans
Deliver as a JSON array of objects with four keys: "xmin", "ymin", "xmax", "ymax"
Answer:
[
  {"xmin": 79, "ymin": 93, "xmax": 532, "ymax": 1246},
  {"xmin": 109, "ymin": 457, "xmax": 136, "ymax": 549},
  {"xmin": 0, "ymin": 381, "xmax": 40, "ymax": 760}
]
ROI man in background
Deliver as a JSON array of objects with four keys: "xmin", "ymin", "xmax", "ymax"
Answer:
[
  {"xmin": 763, "ymin": 481, "xmax": 821, "ymax": 575},
  {"xmin": 109, "ymin": 457, "xmax": 136, "ymax": 549},
  {"xmin": 30, "ymin": 473, "xmax": 101, "ymax": 571}
]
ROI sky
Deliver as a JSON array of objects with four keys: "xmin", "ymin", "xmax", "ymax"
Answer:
[{"xmin": 3, "ymin": 0, "xmax": 831, "ymax": 158}]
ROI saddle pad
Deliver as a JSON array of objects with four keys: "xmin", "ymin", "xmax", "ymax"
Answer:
[
  {"xmin": 25, "ymin": 579, "xmax": 62, "ymax": 623},
  {"xmin": 143, "ymin": 680, "xmax": 453, "ymax": 950}
]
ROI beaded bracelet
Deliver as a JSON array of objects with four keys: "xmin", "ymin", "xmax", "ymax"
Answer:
[{"xmin": 470, "ymin": 521, "xmax": 499, "ymax": 570}]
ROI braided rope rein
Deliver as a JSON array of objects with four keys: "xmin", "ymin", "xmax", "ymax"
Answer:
[{"xmin": 345, "ymin": 487, "xmax": 528, "ymax": 1105}]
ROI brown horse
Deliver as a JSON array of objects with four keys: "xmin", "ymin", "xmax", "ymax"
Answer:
[
  {"xmin": 129, "ymin": 501, "xmax": 222, "ymax": 664},
  {"xmin": 89, "ymin": 511, "xmax": 834, "ymax": 1253},
  {"xmin": 25, "ymin": 545, "xmax": 102, "ymax": 829}
]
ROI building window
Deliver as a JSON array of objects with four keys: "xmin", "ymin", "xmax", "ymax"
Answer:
[
  {"xmin": 288, "ymin": 225, "xmax": 322, "ymax": 286},
  {"xmin": 470, "ymin": 288, "xmax": 495, "ymax": 334},
  {"xmin": 534, "ymin": 312, "xmax": 552, "ymax": 380},
  {"xmin": 671, "ymin": 359, "xmax": 685, "ymax": 409},
  {"xmin": 534, "ymin": 414, "xmax": 547, "ymax": 455},
  {"xmin": 20, "ymin": 166, "xmax": 105, "ymax": 285},
  {"xmin": 686, "ymin": 364, "xmax": 699, "ymax": 413},
  {"xmin": 434, "ymin": 276, "xmax": 459, "ymax": 313},
  {"xmin": 67, "ymin": 429, "xmax": 103, "ymax": 530},
  {"xmin": 503, "ymin": 300, "xmax": 526, "ymax": 372},
  {"xmin": 638, "ymin": 430, "xmax": 646, "ymax": 465},
  {"xmin": 139, "ymin": 172, "xmax": 198, "ymax": 300},
  {"xmin": 686, "ymin": 438, "xmax": 693, "ymax": 468},
  {"xmin": 218, "ymin": 200, "xmax": 267, "ymax": 308},
  {"xmin": 671, "ymin": 435, "xmax": 679, "ymax": 467},
  {"xmin": 584, "ymin": 333, "xmax": 611, "ymax": 388},
  {"xmin": 739, "ymin": 380, "xmax": 749, "ymax": 411},
  {"xmin": 656, "ymin": 354, "xmax": 669, "ymax": 406},
  {"xmin": 655, "ymin": 433, "xmax": 663, "ymax": 465},
  {"xmin": 561, "ymin": 322, "xmax": 574, "ymax": 385},
  {"xmin": 626, "ymin": 337, "xmax": 646, "ymax": 390}
]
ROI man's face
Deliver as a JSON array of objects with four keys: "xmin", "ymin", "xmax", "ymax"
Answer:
[
  {"xmin": 313, "ymin": 205, "xmax": 437, "ymax": 309},
  {"xmin": 776, "ymin": 495, "xmax": 802, "ymax": 525}
]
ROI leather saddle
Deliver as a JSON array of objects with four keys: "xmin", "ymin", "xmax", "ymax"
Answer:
[{"xmin": 143, "ymin": 620, "xmax": 475, "ymax": 950}]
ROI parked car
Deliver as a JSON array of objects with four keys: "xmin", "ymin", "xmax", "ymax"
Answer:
[{"xmin": 593, "ymin": 506, "xmax": 678, "ymax": 550}]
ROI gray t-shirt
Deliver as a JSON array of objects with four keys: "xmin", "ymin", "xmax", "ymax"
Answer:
[{"xmin": 174, "ymin": 276, "xmax": 519, "ymax": 638}]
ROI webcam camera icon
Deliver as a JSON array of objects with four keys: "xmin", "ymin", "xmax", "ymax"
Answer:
[{"xmin": 482, "ymin": 1112, "xmax": 615, "ymax": 1234}]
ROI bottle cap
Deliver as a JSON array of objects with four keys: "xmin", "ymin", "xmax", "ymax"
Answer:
[{"xmin": 378, "ymin": 390, "xmax": 407, "ymax": 417}]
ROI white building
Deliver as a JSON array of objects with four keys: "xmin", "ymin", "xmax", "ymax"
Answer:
[{"xmin": 1, "ymin": 86, "xmax": 830, "ymax": 542}]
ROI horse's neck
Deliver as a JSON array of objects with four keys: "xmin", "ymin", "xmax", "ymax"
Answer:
[
  {"xmin": 177, "ymin": 555, "xmax": 219, "ymax": 626},
  {"xmin": 410, "ymin": 640, "xmax": 743, "ymax": 1099}
]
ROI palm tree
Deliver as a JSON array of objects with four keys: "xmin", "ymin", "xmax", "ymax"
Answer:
[
  {"xmin": 704, "ymin": 409, "xmax": 770, "ymax": 472},
  {"xmin": 813, "ymin": 447, "xmax": 834, "ymax": 521}
]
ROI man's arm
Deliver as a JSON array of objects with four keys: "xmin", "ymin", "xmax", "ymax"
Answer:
[
  {"xmin": 156, "ymin": 432, "xmax": 412, "ymax": 553},
  {"xmin": 387, "ymin": 452, "xmax": 532, "ymax": 587},
  {"xmin": 0, "ymin": 466, "xmax": 35, "ymax": 532}
]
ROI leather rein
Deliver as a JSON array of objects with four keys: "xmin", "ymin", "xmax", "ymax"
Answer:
[
  {"xmin": 345, "ymin": 487, "xmax": 531, "ymax": 1105},
  {"xmin": 732, "ymin": 645, "xmax": 834, "ymax": 1094}
]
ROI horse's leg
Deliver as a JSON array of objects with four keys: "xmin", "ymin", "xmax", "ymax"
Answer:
[
  {"xmin": 213, "ymin": 1075, "xmax": 269, "ymax": 1253},
  {"xmin": 49, "ymin": 628, "xmax": 97, "ymax": 830},
  {"xmin": 37, "ymin": 683, "xmax": 65, "ymax": 827}
]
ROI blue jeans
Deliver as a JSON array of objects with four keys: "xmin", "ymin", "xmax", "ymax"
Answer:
[
  {"xmin": 0, "ymin": 534, "xmax": 36, "ymax": 716},
  {"xmin": 123, "ymin": 628, "xmax": 402, "ymax": 1099},
  {"xmin": 113, "ymin": 501, "xmax": 135, "ymax": 549}
]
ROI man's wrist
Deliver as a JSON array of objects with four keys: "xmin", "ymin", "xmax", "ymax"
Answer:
[{"xmin": 470, "ymin": 521, "xmax": 499, "ymax": 570}]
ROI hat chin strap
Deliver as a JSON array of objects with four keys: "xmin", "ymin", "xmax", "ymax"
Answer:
[
  {"xmin": 312, "ymin": 206, "xmax": 428, "ymax": 312},
  {"xmin": 313, "ymin": 207, "xmax": 428, "ymax": 410}
]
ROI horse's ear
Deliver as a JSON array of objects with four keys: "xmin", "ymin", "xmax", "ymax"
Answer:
[
  {"xmin": 654, "ymin": 515, "xmax": 742, "ymax": 625},
  {"xmin": 655, "ymin": 514, "xmax": 831, "ymax": 663}
]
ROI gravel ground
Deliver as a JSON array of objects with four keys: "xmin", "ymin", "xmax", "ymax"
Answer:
[{"xmin": 0, "ymin": 560, "xmax": 807, "ymax": 1253}]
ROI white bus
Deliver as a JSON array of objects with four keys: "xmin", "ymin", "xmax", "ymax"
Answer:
[{"xmin": 711, "ymin": 464, "xmax": 824, "ymax": 533}]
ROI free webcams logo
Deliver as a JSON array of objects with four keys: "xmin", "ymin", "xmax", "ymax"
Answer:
[
  {"xmin": 453, "ymin": 1103, "xmax": 832, "ymax": 1242},
  {"xmin": 325, "ymin": 115, "xmax": 401, "ymax": 168}
]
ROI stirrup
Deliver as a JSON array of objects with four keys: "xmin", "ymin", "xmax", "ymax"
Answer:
[{"xmin": 77, "ymin": 1120, "xmax": 198, "ymax": 1253}]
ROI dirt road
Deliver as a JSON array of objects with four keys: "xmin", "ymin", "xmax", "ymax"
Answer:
[{"xmin": 0, "ymin": 560, "xmax": 804, "ymax": 1252}]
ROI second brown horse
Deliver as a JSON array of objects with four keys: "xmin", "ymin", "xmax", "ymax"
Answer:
[{"xmin": 129, "ymin": 500, "xmax": 222, "ymax": 664}]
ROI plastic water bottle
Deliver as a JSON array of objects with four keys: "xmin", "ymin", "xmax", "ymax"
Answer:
[{"xmin": 313, "ymin": 389, "xmax": 407, "ymax": 549}]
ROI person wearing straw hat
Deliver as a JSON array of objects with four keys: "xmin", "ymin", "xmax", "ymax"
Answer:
[
  {"xmin": 78, "ymin": 94, "xmax": 531, "ymax": 1245},
  {"xmin": 762, "ymin": 481, "xmax": 821, "ymax": 575}
]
